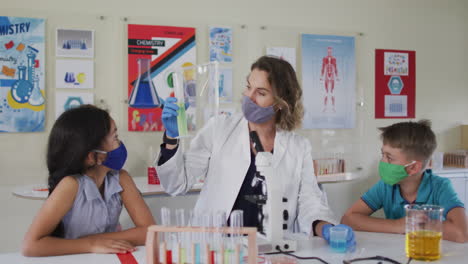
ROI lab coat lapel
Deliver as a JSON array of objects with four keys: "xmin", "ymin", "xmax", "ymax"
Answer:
[
  {"xmin": 219, "ymin": 117, "xmax": 251, "ymax": 213},
  {"xmin": 198, "ymin": 115, "xmax": 250, "ymax": 216},
  {"xmin": 272, "ymin": 130, "xmax": 288, "ymax": 169}
]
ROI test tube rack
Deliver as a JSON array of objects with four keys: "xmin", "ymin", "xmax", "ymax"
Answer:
[
  {"xmin": 146, "ymin": 225, "xmax": 258, "ymax": 264},
  {"xmin": 313, "ymin": 158, "xmax": 345, "ymax": 176},
  {"xmin": 443, "ymin": 151, "xmax": 468, "ymax": 168}
]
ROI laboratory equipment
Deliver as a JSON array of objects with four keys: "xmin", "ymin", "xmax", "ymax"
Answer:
[
  {"xmin": 161, "ymin": 207, "xmax": 174, "ymax": 264},
  {"xmin": 246, "ymin": 131, "xmax": 297, "ymax": 254},
  {"xmin": 405, "ymin": 204, "xmax": 443, "ymax": 261},
  {"xmin": 329, "ymin": 226, "xmax": 348, "ymax": 253},
  {"xmin": 172, "ymin": 71, "xmax": 189, "ymax": 138},
  {"xmin": 229, "ymin": 210, "xmax": 244, "ymax": 264},
  {"xmin": 443, "ymin": 151, "xmax": 468, "ymax": 168},
  {"xmin": 129, "ymin": 58, "xmax": 161, "ymax": 108},
  {"xmin": 169, "ymin": 62, "xmax": 220, "ymax": 138},
  {"xmin": 145, "ymin": 223, "xmax": 258, "ymax": 264}
]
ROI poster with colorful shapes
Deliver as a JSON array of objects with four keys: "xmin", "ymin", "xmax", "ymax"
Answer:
[
  {"xmin": 301, "ymin": 34, "xmax": 356, "ymax": 129},
  {"xmin": 0, "ymin": 16, "xmax": 46, "ymax": 132},
  {"xmin": 209, "ymin": 27, "xmax": 232, "ymax": 62},
  {"xmin": 55, "ymin": 91, "xmax": 93, "ymax": 119},
  {"xmin": 375, "ymin": 49, "xmax": 415, "ymax": 118},
  {"xmin": 56, "ymin": 59, "xmax": 94, "ymax": 89},
  {"xmin": 127, "ymin": 24, "xmax": 196, "ymax": 132}
]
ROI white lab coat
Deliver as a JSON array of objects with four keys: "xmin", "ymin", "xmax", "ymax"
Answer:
[{"xmin": 157, "ymin": 113, "xmax": 337, "ymax": 235}]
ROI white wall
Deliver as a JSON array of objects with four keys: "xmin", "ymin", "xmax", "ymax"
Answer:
[{"xmin": 1, "ymin": 0, "xmax": 468, "ymax": 253}]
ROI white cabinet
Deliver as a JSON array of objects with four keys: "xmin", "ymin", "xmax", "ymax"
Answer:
[
  {"xmin": 434, "ymin": 168, "xmax": 468, "ymax": 214},
  {"xmin": 466, "ymin": 178, "xmax": 468, "ymax": 211},
  {"xmin": 447, "ymin": 177, "xmax": 465, "ymax": 207}
]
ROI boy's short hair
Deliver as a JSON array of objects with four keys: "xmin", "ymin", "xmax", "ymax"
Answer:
[{"xmin": 379, "ymin": 119, "xmax": 437, "ymax": 162}]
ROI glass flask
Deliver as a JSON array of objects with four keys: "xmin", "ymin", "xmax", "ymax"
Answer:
[{"xmin": 129, "ymin": 58, "xmax": 161, "ymax": 108}]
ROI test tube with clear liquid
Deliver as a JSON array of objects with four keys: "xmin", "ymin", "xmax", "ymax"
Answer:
[
  {"xmin": 172, "ymin": 71, "xmax": 188, "ymax": 138},
  {"xmin": 161, "ymin": 207, "xmax": 173, "ymax": 264}
]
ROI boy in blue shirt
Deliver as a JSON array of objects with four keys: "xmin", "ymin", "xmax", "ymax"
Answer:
[{"xmin": 341, "ymin": 120, "xmax": 467, "ymax": 243}]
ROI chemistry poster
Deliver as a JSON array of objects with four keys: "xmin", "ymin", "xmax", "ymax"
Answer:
[
  {"xmin": 209, "ymin": 27, "xmax": 232, "ymax": 62},
  {"xmin": 375, "ymin": 49, "xmax": 415, "ymax": 118},
  {"xmin": 0, "ymin": 16, "xmax": 46, "ymax": 132},
  {"xmin": 127, "ymin": 24, "xmax": 196, "ymax": 132},
  {"xmin": 301, "ymin": 34, "xmax": 356, "ymax": 129}
]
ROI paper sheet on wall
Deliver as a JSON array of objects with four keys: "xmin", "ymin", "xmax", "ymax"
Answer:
[
  {"xmin": 56, "ymin": 59, "xmax": 94, "ymax": 89},
  {"xmin": 55, "ymin": 91, "xmax": 94, "ymax": 119}
]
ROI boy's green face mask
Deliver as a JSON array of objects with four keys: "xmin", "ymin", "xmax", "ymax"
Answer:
[{"xmin": 378, "ymin": 161, "xmax": 416, "ymax": 186}]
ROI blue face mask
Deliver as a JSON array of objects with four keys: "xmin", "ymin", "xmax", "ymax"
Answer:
[
  {"xmin": 241, "ymin": 95, "xmax": 275, "ymax": 124},
  {"xmin": 93, "ymin": 141, "xmax": 128, "ymax": 171}
]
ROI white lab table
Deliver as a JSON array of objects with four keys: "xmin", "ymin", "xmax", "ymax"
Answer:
[
  {"xmin": 1, "ymin": 231, "xmax": 466, "ymax": 263},
  {"xmin": 11, "ymin": 177, "xmax": 204, "ymax": 200},
  {"xmin": 12, "ymin": 173, "xmax": 358, "ymax": 200}
]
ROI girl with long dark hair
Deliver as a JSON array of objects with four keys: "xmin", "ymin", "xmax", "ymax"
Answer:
[{"xmin": 22, "ymin": 105, "xmax": 155, "ymax": 256}]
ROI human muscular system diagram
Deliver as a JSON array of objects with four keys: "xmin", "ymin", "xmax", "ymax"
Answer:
[{"xmin": 320, "ymin": 47, "xmax": 339, "ymax": 113}]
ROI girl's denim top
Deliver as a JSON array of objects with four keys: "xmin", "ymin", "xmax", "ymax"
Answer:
[{"xmin": 62, "ymin": 170, "xmax": 123, "ymax": 239}]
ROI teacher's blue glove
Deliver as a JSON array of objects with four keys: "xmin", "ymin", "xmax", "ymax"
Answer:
[
  {"xmin": 161, "ymin": 97, "xmax": 180, "ymax": 138},
  {"xmin": 322, "ymin": 224, "xmax": 356, "ymax": 251}
]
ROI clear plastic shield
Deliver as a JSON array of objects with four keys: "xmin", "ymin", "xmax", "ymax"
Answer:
[{"xmin": 171, "ymin": 62, "xmax": 219, "ymax": 138}]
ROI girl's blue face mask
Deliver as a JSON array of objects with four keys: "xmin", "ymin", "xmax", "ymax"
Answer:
[{"xmin": 93, "ymin": 141, "xmax": 127, "ymax": 171}]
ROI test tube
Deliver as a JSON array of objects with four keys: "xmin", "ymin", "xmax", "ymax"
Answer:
[
  {"xmin": 213, "ymin": 211, "xmax": 226, "ymax": 264},
  {"xmin": 191, "ymin": 211, "xmax": 202, "ymax": 264},
  {"xmin": 161, "ymin": 207, "xmax": 173, "ymax": 264},
  {"xmin": 202, "ymin": 212, "xmax": 213, "ymax": 264},
  {"xmin": 175, "ymin": 209, "xmax": 187, "ymax": 264},
  {"xmin": 172, "ymin": 71, "xmax": 188, "ymax": 138},
  {"xmin": 230, "ymin": 210, "xmax": 244, "ymax": 264}
]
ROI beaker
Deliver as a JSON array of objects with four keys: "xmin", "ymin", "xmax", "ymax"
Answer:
[
  {"xmin": 405, "ymin": 204, "xmax": 443, "ymax": 261},
  {"xmin": 129, "ymin": 58, "xmax": 161, "ymax": 108}
]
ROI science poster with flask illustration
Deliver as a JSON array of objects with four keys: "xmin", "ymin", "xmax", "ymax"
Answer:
[
  {"xmin": 127, "ymin": 24, "xmax": 196, "ymax": 132},
  {"xmin": 0, "ymin": 16, "xmax": 46, "ymax": 132}
]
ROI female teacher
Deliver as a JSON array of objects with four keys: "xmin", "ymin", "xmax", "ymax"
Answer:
[{"xmin": 156, "ymin": 56, "xmax": 355, "ymax": 246}]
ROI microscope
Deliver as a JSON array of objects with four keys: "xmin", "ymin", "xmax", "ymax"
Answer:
[{"xmin": 245, "ymin": 131, "xmax": 297, "ymax": 253}]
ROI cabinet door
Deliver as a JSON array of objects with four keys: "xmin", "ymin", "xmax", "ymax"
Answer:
[{"xmin": 448, "ymin": 177, "xmax": 466, "ymax": 212}]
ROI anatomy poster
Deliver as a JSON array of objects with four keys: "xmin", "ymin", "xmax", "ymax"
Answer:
[
  {"xmin": 0, "ymin": 16, "xmax": 46, "ymax": 132},
  {"xmin": 209, "ymin": 27, "xmax": 232, "ymax": 62},
  {"xmin": 375, "ymin": 49, "xmax": 415, "ymax": 118},
  {"xmin": 56, "ymin": 59, "xmax": 94, "ymax": 89},
  {"xmin": 55, "ymin": 91, "xmax": 93, "ymax": 119},
  {"xmin": 127, "ymin": 24, "xmax": 196, "ymax": 131},
  {"xmin": 301, "ymin": 34, "xmax": 355, "ymax": 129}
]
